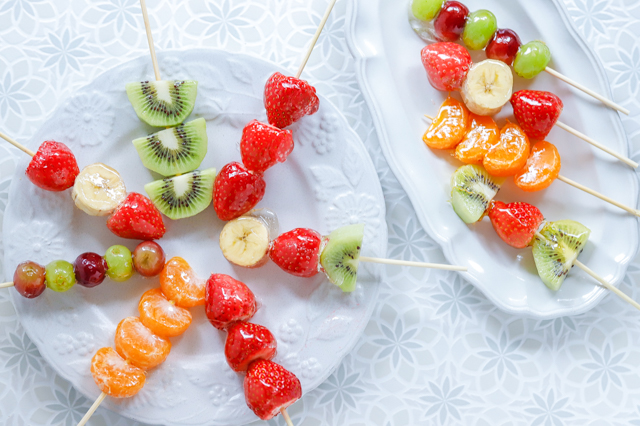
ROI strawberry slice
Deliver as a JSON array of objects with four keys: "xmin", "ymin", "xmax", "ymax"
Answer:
[
  {"xmin": 264, "ymin": 72, "xmax": 319, "ymax": 129},
  {"xmin": 26, "ymin": 141, "xmax": 80, "ymax": 192},
  {"xmin": 244, "ymin": 359, "xmax": 302, "ymax": 421},
  {"xmin": 488, "ymin": 201, "xmax": 544, "ymax": 249},
  {"xmin": 225, "ymin": 322, "xmax": 277, "ymax": 372},
  {"xmin": 106, "ymin": 193, "xmax": 166, "ymax": 240},
  {"xmin": 269, "ymin": 228, "xmax": 322, "ymax": 277},
  {"xmin": 510, "ymin": 90, "xmax": 563, "ymax": 140},
  {"xmin": 240, "ymin": 120, "xmax": 294, "ymax": 173},
  {"xmin": 213, "ymin": 162, "xmax": 266, "ymax": 221},
  {"xmin": 205, "ymin": 274, "xmax": 257, "ymax": 330},
  {"xmin": 420, "ymin": 42, "xmax": 472, "ymax": 92}
]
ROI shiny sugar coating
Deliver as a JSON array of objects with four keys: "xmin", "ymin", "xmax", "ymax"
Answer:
[
  {"xmin": 420, "ymin": 42, "xmax": 472, "ymax": 92},
  {"xmin": 26, "ymin": 141, "xmax": 79, "ymax": 192},
  {"xmin": 514, "ymin": 41, "xmax": 552, "ymax": 79},
  {"xmin": 423, "ymin": 96, "xmax": 469, "ymax": 150},
  {"xmin": 132, "ymin": 241, "xmax": 166, "ymax": 278},
  {"xmin": 269, "ymin": 228, "xmax": 322, "ymax": 277},
  {"xmin": 91, "ymin": 347, "xmax": 146, "ymax": 398},
  {"xmin": 433, "ymin": 1, "xmax": 469, "ymax": 42},
  {"xmin": 264, "ymin": 72, "xmax": 319, "ymax": 129},
  {"xmin": 13, "ymin": 261, "xmax": 46, "ymax": 298},
  {"xmin": 45, "ymin": 260, "xmax": 76, "ymax": 292},
  {"xmin": 483, "ymin": 121, "xmax": 530, "ymax": 177},
  {"xmin": 244, "ymin": 359, "xmax": 302, "ymax": 420},
  {"xmin": 73, "ymin": 252, "xmax": 108, "ymax": 288},
  {"xmin": 105, "ymin": 245, "xmax": 134, "ymax": 282},
  {"xmin": 486, "ymin": 29, "xmax": 522, "ymax": 66},
  {"xmin": 160, "ymin": 257, "xmax": 205, "ymax": 308},
  {"xmin": 138, "ymin": 288, "xmax": 192, "ymax": 338},
  {"xmin": 454, "ymin": 114, "xmax": 499, "ymax": 164},
  {"xmin": 205, "ymin": 274, "xmax": 257, "ymax": 330},
  {"xmin": 514, "ymin": 141, "xmax": 561, "ymax": 192},
  {"xmin": 225, "ymin": 322, "xmax": 277, "ymax": 372},
  {"xmin": 115, "ymin": 316, "xmax": 171, "ymax": 370}
]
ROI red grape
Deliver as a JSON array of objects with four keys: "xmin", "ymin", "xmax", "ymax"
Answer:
[
  {"xmin": 433, "ymin": 1, "xmax": 469, "ymax": 42},
  {"xmin": 133, "ymin": 241, "xmax": 166, "ymax": 277},
  {"xmin": 74, "ymin": 252, "xmax": 108, "ymax": 288},
  {"xmin": 13, "ymin": 261, "xmax": 46, "ymax": 298},
  {"xmin": 486, "ymin": 29, "xmax": 522, "ymax": 66}
]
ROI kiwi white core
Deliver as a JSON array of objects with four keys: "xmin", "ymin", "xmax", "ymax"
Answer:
[
  {"xmin": 159, "ymin": 129, "xmax": 180, "ymax": 150},
  {"xmin": 172, "ymin": 174, "xmax": 191, "ymax": 197},
  {"xmin": 155, "ymin": 80, "xmax": 173, "ymax": 104}
]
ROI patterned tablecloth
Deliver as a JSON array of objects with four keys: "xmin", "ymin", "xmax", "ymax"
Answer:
[{"xmin": 1, "ymin": 0, "xmax": 640, "ymax": 424}]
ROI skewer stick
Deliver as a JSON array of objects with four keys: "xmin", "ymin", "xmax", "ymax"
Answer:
[
  {"xmin": 0, "ymin": 282, "xmax": 14, "ymax": 289},
  {"xmin": 280, "ymin": 407, "xmax": 294, "ymax": 426},
  {"xmin": 295, "ymin": 0, "xmax": 338, "ymax": 79},
  {"xmin": 77, "ymin": 391, "xmax": 107, "ymax": 426},
  {"xmin": 554, "ymin": 121, "xmax": 637, "ymax": 168},
  {"xmin": 544, "ymin": 67, "xmax": 630, "ymax": 116},
  {"xmin": 139, "ymin": 0, "xmax": 161, "ymax": 81},
  {"xmin": 360, "ymin": 256, "xmax": 467, "ymax": 271},
  {"xmin": 574, "ymin": 260, "xmax": 640, "ymax": 312},
  {"xmin": 557, "ymin": 175, "xmax": 640, "ymax": 217},
  {"xmin": 0, "ymin": 131, "xmax": 35, "ymax": 157}
]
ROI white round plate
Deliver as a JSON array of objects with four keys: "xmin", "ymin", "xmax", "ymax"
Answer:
[
  {"xmin": 346, "ymin": 0, "xmax": 639, "ymax": 318},
  {"xmin": 2, "ymin": 49, "xmax": 386, "ymax": 426}
]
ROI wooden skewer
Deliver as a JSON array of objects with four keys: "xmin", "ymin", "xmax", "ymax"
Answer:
[
  {"xmin": 0, "ymin": 282, "xmax": 14, "ymax": 289},
  {"xmin": 360, "ymin": 256, "xmax": 467, "ymax": 271},
  {"xmin": 0, "ymin": 131, "xmax": 35, "ymax": 157},
  {"xmin": 556, "ymin": 175, "xmax": 640, "ymax": 217},
  {"xmin": 295, "ymin": 0, "xmax": 338, "ymax": 79},
  {"xmin": 281, "ymin": 407, "xmax": 294, "ymax": 426},
  {"xmin": 139, "ymin": 0, "xmax": 161, "ymax": 81},
  {"xmin": 545, "ymin": 67, "xmax": 630, "ymax": 116},
  {"xmin": 573, "ymin": 260, "xmax": 640, "ymax": 311},
  {"xmin": 77, "ymin": 391, "xmax": 107, "ymax": 426}
]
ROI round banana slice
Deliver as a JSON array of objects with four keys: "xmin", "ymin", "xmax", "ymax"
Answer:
[
  {"xmin": 72, "ymin": 163, "xmax": 127, "ymax": 216},
  {"xmin": 219, "ymin": 216, "xmax": 271, "ymax": 268},
  {"xmin": 461, "ymin": 59, "xmax": 513, "ymax": 116}
]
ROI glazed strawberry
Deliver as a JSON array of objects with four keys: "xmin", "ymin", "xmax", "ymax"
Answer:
[
  {"xmin": 205, "ymin": 274, "xmax": 257, "ymax": 330},
  {"xmin": 213, "ymin": 162, "xmax": 266, "ymax": 221},
  {"xmin": 244, "ymin": 359, "xmax": 302, "ymax": 421},
  {"xmin": 106, "ymin": 193, "xmax": 166, "ymax": 240},
  {"xmin": 489, "ymin": 201, "xmax": 544, "ymax": 249},
  {"xmin": 420, "ymin": 42, "xmax": 472, "ymax": 92},
  {"xmin": 269, "ymin": 228, "xmax": 322, "ymax": 277},
  {"xmin": 240, "ymin": 120, "xmax": 294, "ymax": 173},
  {"xmin": 510, "ymin": 90, "xmax": 563, "ymax": 140},
  {"xmin": 225, "ymin": 322, "xmax": 277, "ymax": 372},
  {"xmin": 264, "ymin": 72, "xmax": 319, "ymax": 129},
  {"xmin": 25, "ymin": 141, "xmax": 79, "ymax": 191}
]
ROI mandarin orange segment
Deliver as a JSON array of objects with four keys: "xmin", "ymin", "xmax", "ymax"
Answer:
[
  {"xmin": 423, "ymin": 96, "xmax": 469, "ymax": 149},
  {"xmin": 90, "ymin": 347, "xmax": 145, "ymax": 398},
  {"xmin": 483, "ymin": 121, "xmax": 530, "ymax": 177},
  {"xmin": 514, "ymin": 140, "xmax": 561, "ymax": 192},
  {"xmin": 138, "ymin": 288, "xmax": 192, "ymax": 338},
  {"xmin": 454, "ymin": 113, "xmax": 499, "ymax": 164},
  {"xmin": 159, "ymin": 257, "xmax": 205, "ymax": 308},
  {"xmin": 115, "ymin": 316, "xmax": 171, "ymax": 370}
]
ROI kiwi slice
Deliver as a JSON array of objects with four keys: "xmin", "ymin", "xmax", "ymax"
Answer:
[
  {"xmin": 126, "ymin": 80, "xmax": 198, "ymax": 127},
  {"xmin": 133, "ymin": 118, "xmax": 208, "ymax": 177},
  {"xmin": 451, "ymin": 164, "xmax": 504, "ymax": 224},
  {"xmin": 319, "ymin": 224, "xmax": 364, "ymax": 293},
  {"xmin": 144, "ymin": 168, "xmax": 216, "ymax": 220},
  {"xmin": 532, "ymin": 220, "xmax": 591, "ymax": 291}
]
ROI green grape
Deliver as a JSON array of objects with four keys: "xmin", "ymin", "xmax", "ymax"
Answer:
[
  {"xmin": 45, "ymin": 260, "xmax": 76, "ymax": 292},
  {"xmin": 514, "ymin": 40, "xmax": 551, "ymax": 79},
  {"xmin": 105, "ymin": 245, "xmax": 134, "ymax": 282},
  {"xmin": 462, "ymin": 10, "xmax": 498, "ymax": 50},
  {"xmin": 411, "ymin": 0, "xmax": 445, "ymax": 21}
]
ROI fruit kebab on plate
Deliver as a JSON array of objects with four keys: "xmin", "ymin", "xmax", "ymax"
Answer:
[{"xmin": 408, "ymin": 0, "xmax": 629, "ymax": 115}]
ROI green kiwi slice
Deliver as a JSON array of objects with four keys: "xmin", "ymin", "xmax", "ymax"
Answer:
[
  {"xmin": 451, "ymin": 164, "xmax": 504, "ymax": 224},
  {"xmin": 319, "ymin": 224, "xmax": 364, "ymax": 293},
  {"xmin": 144, "ymin": 168, "xmax": 216, "ymax": 220},
  {"xmin": 532, "ymin": 220, "xmax": 591, "ymax": 291},
  {"xmin": 133, "ymin": 118, "xmax": 208, "ymax": 177},
  {"xmin": 126, "ymin": 80, "xmax": 198, "ymax": 127}
]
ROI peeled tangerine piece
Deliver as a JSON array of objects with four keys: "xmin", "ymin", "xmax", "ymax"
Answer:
[
  {"xmin": 72, "ymin": 163, "xmax": 127, "ymax": 216},
  {"xmin": 514, "ymin": 141, "xmax": 561, "ymax": 192},
  {"xmin": 115, "ymin": 317, "xmax": 171, "ymax": 370},
  {"xmin": 454, "ymin": 113, "xmax": 499, "ymax": 164},
  {"xmin": 91, "ymin": 347, "xmax": 145, "ymax": 398},
  {"xmin": 483, "ymin": 121, "xmax": 530, "ymax": 177},
  {"xmin": 461, "ymin": 59, "xmax": 513, "ymax": 116},
  {"xmin": 126, "ymin": 80, "xmax": 198, "ymax": 127},
  {"xmin": 159, "ymin": 257, "xmax": 205, "ymax": 308},
  {"xmin": 451, "ymin": 164, "xmax": 504, "ymax": 224},
  {"xmin": 219, "ymin": 209, "xmax": 279, "ymax": 268},
  {"xmin": 532, "ymin": 220, "xmax": 590, "ymax": 291},
  {"xmin": 319, "ymin": 224, "xmax": 364, "ymax": 293},
  {"xmin": 423, "ymin": 96, "xmax": 469, "ymax": 150},
  {"xmin": 138, "ymin": 288, "xmax": 192, "ymax": 338}
]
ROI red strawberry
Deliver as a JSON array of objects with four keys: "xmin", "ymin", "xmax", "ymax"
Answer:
[
  {"xmin": 106, "ymin": 193, "xmax": 166, "ymax": 240},
  {"xmin": 240, "ymin": 120, "xmax": 294, "ymax": 173},
  {"xmin": 420, "ymin": 42, "xmax": 472, "ymax": 92},
  {"xmin": 488, "ymin": 201, "xmax": 544, "ymax": 249},
  {"xmin": 225, "ymin": 322, "xmax": 277, "ymax": 372},
  {"xmin": 244, "ymin": 359, "xmax": 302, "ymax": 421},
  {"xmin": 213, "ymin": 162, "xmax": 266, "ymax": 221},
  {"xmin": 510, "ymin": 90, "xmax": 563, "ymax": 140},
  {"xmin": 26, "ymin": 141, "xmax": 80, "ymax": 192},
  {"xmin": 264, "ymin": 72, "xmax": 319, "ymax": 129},
  {"xmin": 205, "ymin": 274, "xmax": 257, "ymax": 330},
  {"xmin": 269, "ymin": 228, "xmax": 322, "ymax": 277}
]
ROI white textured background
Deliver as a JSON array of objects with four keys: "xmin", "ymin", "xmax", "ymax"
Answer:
[{"xmin": 1, "ymin": 0, "xmax": 640, "ymax": 425}]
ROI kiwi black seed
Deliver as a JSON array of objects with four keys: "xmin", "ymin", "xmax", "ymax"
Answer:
[
  {"xmin": 320, "ymin": 224, "xmax": 365, "ymax": 292},
  {"xmin": 144, "ymin": 168, "xmax": 216, "ymax": 220},
  {"xmin": 126, "ymin": 80, "xmax": 198, "ymax": 127}
]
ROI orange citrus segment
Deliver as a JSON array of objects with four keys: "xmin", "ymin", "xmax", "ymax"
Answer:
[
  {"xmin": 160, "ymin": 257, "xmax": 205, "ymax": 308},
  {"xmin": 483, "ymin": 121, "xmax": 530, "ymax": 177},
  {"xmin": 138, "ymin": 288, "xmax": 192, "ymax": 338},
  {"xmin": 90, "ymin": 347, "xmax": 145, "ymax": 398},
  {"xmin": 423, "ymin": 96, "xmax": 469, "ymax": 149},
  {"xmin": 454, "ymin": 113, "xmax": 499, "ymax": 164},
  {"xmin": 514, "ymin": 140, "xmax": 561, "ymax": 192},
  {"xmin": 115, "ymin": 316, "xmax": 171, "ymax": 370}
]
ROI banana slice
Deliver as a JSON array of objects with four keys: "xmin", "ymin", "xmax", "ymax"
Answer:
[
  {"xmin": 219, "ymin": 216, "xmax": 271, "ymax": 268},
  {"xmin": 72, "ymin": 163, "xmax": 127, "ymax": 216},
  {"xmin": 461, "ymin": 59, "xmax": 513, "ymax": 116}
]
